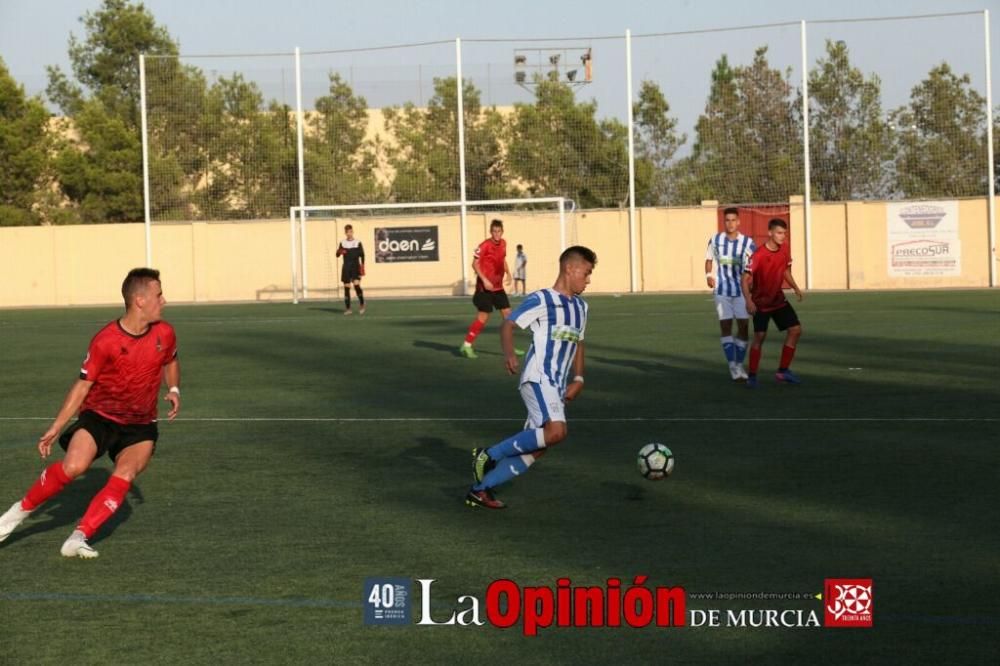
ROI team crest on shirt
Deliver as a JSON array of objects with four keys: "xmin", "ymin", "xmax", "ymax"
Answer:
[{"xmin": 549, "ymin": 325, "xmax": 581, "ymax": 343}]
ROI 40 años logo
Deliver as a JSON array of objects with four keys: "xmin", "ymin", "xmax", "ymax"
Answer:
[{"xmin": 417, "ymin": 576, "xmax": 686, "ymax": 635}]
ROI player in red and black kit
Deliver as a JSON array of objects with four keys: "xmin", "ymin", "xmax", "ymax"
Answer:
[
  {"xmin": 741, "ymin": 218, "xmax": 804, "ymax": 388},
  {"xmin": 459, "ymin": 219, "xmax": 514, "ymax": 358},
  {"xmin": 0, "ymin": 268, "xmax": 181, "ymax": 558}
]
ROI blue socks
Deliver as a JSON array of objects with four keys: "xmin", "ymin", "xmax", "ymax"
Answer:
[
  {"xmin": 486, "ymin": 428, "xmax": 545, "ymax": 460},
  {"xmin": 474, "ymin": 454, "xmax": 536, "ymax": 491},
  {"xmin": 721, "ymin": 336, "xmax": 735, "ymax": 363},
  {"xmin": 472, "ymin": 428, "xmax": 547, "ymax": 491},
  {"xmin": 734, "ymin": 338, "xmax": 747, "ymax": 363}
]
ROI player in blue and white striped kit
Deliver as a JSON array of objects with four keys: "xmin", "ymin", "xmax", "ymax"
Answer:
[
  {"xmin": 466, "ymin": 246, "xmax": 596, "ymax": 509},
  {"xmin": 705, "ymin": 207, "xmax": 756, "ymax": 381}
]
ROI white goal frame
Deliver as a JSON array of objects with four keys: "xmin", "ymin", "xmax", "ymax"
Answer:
[{"xmin": 288, "ymin": 197, "xmax": 569, "ymax": 303}]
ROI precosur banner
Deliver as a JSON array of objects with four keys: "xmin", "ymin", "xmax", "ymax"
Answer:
[
  {"xmin": 374, "ymin": 226, "xmax": 439, "ymax": 263},
  {"xmin": 886, "ymin": 201, "xmax": 961, "ymax": 277}
]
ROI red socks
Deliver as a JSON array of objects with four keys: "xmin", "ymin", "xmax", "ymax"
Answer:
[
  {"xmin": 748, "ymin": 345, "xmax": 796, "ymax": 374},
  {"xmin": 464, "ymin": 319, "xmax": 486, "ymax": 345},
  {"xmin": 21, "ymin": 462, "xmax": 72, "ymax": 511},
  {"xmin": 77, "ymin": 476, "xmax": 131, "ymax": 539},
  {"xmin": 779, "ymin": 345, "xmax": 797, "ymax": 370}
]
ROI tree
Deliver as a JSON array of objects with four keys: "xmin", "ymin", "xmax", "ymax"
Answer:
[
  {"xmin": 46, "ymin": 0, "xmax": 207, "ymax": 223},
  {"xmin": 304, "ymin": 73, "xmax": 383, "ymax": 204},
  {"xmin": 47, "ymin": 0, "xmax": 177, "ymax": 127},
  {"xmin": 507, "ymin": 79, "xmax": 628, "ymax": 208},
  {"xmin": 805, "ymin": 40, "xmax": 894, "ymax": 201},
  {"xmin": 890, "ymin": 63, "xmax": 988, "ymax": 198},
  {"xmin": 52, "ymin": 99, "xmax": 144, "ymax": 223},
  {"xmin": 197, "ymin": 74, "xmax": 298, "ymax": 219},
  {"xmin": 676, "ymin": 48, "xmax": 803, "ymax": 205},
  {"xmin": 632, "ymin": 80, "xmax": 685, "ymax": 206},
  {"xmin": 383, "ymin": 77, "xmax": 507, "ymax": 203},
  {"xmin": 0, "ymin": 58, "xmax": 50, "ymax": 226}
]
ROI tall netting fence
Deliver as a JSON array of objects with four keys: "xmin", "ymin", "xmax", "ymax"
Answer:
[
  {"xmin": 300, "ymin": 41, "xmax": 457, "ymax": 207},
  {"xmin": 143, "ymin": 53, "xmax": 300, "ymax": 222},
  {"xmin": 138, "ymin": 12, "xmax": 995, "ymax": 294},
  {"xmin": 630, "ymin": 22, "xmax": 805, "ymax": 207},
  {"xmin": 461, "ymin": 36, "xmax": 629, "ymax": 209},
  {"xmin": 806, "ymin": 13, "xmax": 989, "ymax": 201}
]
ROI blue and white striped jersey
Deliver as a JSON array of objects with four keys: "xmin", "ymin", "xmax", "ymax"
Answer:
[
  {"xmin": 508, "ymin": 288, "xmax": 588, "ymax": 395},
  {"xmin": 705, "ymin": 233, "xmax": 755, "ymax": 297}
]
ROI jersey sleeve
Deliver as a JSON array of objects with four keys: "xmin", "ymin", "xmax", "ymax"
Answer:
[
  {"xmin": 508, "ymin": 292, "xmax": 545, "ymax": 329},
  {"xmin": 742, "ymin": 239, "xmax": 757, "ymax": 267},
  {"xmin": 358, "ymin": 242, "xmax": 365, "ymax": 262},
  {"xmin": 79, "ymin": 334, "xmax": 111, "ymax": 382},
  {"xmin": 705, "ymin": 238, "xmax": 717, "ymax": 262},
  {"xmin": 162, "ymin": 325, "xmax": 178, "ymax": 365},
  {"xmin": 578, "ymin": 299, "xmax": 589, "ymax": 341}
]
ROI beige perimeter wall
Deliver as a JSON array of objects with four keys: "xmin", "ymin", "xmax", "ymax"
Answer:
[{"xmin": 0, "ymin": 199, "xmax": 995, "ymax": 307}]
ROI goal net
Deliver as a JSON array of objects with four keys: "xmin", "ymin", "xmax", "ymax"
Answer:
[{"xmin": 288, "ymin": 197, "xmax": 572, "ymax": 303}]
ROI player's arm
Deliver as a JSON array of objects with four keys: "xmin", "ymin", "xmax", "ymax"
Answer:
[
  {"xmin": 741, "ymin": 271, "xmax": 756, "ymax": 315},
  {"xmin": 784, "ymin": 266, "xmax": 804, "ymax": 301},
  {"xmin": 163, "ymin": 357, "xmax": 181, "ymax": 421},
  {"xmin": 38, "ymin": 378, "xmax": 94, "ymax": 459},
  {"xmin": 472, "ymin": 256, "xmax": 493, "ymax": 291},
  {"xmin": 336, "ymin": 242, "xmax": 345, "ymax": 257},
  {"xmin": 565, "ymin": 343, "xmax": 586, "ymax": 402},
  {"xmin": 504, "ymin": 260, "xmax": 512, "ymax": 286},
  {"xmin": 704, "ymin": 242, "xmax": 716, "ymax": 289},
  {"xmin": 500, "ymin": 318, "xmax": 519, "ymax": 375}
]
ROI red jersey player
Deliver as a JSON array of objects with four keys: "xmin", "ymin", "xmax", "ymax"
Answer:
[
  {"xmin": 0, "ymin": 268, "xmax": 181, "ymax": 558},
  {"xmin": 741, "ymin": 218, "xmax": 804, "ymax": 388},
  {"xmin": 459, "ymin": 218, "xmax": 514, "ymax": 358}
]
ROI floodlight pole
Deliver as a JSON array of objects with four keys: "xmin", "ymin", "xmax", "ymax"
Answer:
[
  {"xmin": 139, "ymin": 53, "xmax": 152, "ymax": 266},
  {"xmin": 801, "ymin": 20, "xmax": 813, "ymax": 291},
  {"xmin": 289, "ymin": 207, "xmax": 299, "ymax": 304},
  {"xmin": 295, "ymin": 47, "xmax": 309, "ymax": 299},
  {"xmin": 456, "ymin": 38, "xmax": 469, "ymax": 296},
  {"xmin": 986, "ymin": 10, "xmax": 997, "ymax": 288},
  {"xmin": 625, "ymin": 29, "xmax": 638, "ymax": 293}
]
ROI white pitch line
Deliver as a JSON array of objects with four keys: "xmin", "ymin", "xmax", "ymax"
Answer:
[{"xmin": 0, "ymin": 416, "xmax": 996, "ymax": 423}]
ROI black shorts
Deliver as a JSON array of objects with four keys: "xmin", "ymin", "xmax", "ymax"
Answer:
[
  {"xmin": 341, "ymin": 266, "xmax": 362, "ymax": 283},
  {"xmin": 753, "ymin": 303, "xmax": 800, "ymax": 333},
  {"xmin": 473, "ymin": 290, "xmax": 511, "ymax": 313},
  {"xmin": 59, "ymin": 410, "xmax": 159, "ymax": 462}
]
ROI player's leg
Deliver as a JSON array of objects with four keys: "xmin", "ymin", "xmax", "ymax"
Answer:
[
  {"xmin": 342, "ymin": 280, "xmax": 352, "ymax": 314},
  {"xmin": 468, "ymin": 383, "xmax": 566, "ymax": 508},
  {"xmin": 715, "ymin": 296, "xmax": 739, "ymax": 379},
  {"xmin": 774, "ymin": 305, "xmax": 802, "ymax": 384},
  {"xmin": 353, "ymin": 278, "xmax": 365, "ymax": 314},
  {"xmin": 733, "ymin": 297, "xmax": 750, "ymax": 379},
  {"xmin": 747, "ymin": 311, "xmax": 769, "ymax": 388},
  {"xmin": 1, "ymin": 425, "xmax": 98, "ymax": 544},
  {"xmin": 63, "ymin": 436, "xmax": 155, "ymax": 559},
  {"xmin": 460, "ymin": 295, "xmax": 492, "ymax": 357}
]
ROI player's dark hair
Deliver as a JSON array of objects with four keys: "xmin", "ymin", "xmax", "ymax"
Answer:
[
  {"xmin": 517, "ymin": 244, "xmax": 523, "ymax": 251},
  {"xmin": 122, "ymin": 268, "xmax": 160, "ymax": 308},
  {"xmin": 768, "ymin": 218, "xmax": 788, "ymax": 230},
  {"xmin": 344, "ymin": 224, "xmax": 353, "ymax": 231},
  {"xmin": 723, "ymin": 207, "xmax": 739, "ymax": 217},
  {"xmin": 490, "ymin": 219, "xmax": 503, "ymax": 230},
  {"xmin": 559, "ymin": 245, "xmax": 597, "ymax": 267}
]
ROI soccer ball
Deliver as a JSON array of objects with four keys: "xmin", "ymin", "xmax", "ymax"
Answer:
[{"xmin": 637, "ymin": 443, "xmax": 674, "ymax": 480}]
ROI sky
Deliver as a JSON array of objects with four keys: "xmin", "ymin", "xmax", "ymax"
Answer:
[{"xmin": 1, "ymin": 0, "xmax": 998, "ymax": 137}]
